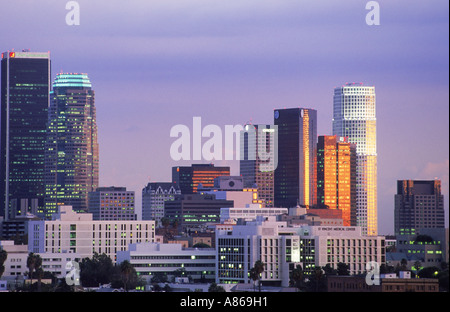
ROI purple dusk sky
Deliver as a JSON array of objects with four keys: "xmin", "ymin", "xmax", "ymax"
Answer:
[{"xmin": 1, "ymin": 0, "xmax": 448, "ymax": 234}]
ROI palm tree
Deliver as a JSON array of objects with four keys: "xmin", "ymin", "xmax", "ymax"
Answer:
[
  {"xmin": 413, "ymin": 260, "xmax": 422, "ymax": 276},
  {"xmin": 313, "ymin": 267, "xmax": 324, "ymax": 292},
  {"xmin": 119, "ymin": 260, "xmax": 134, "ymax": 292},
  {"xmin": 290, "ymin": 264, "xmax": 304, "ymax": 290},
  {"xmin": 26, "ymin": 252, "xmax": 42, "ymax": 289},
  {"xmin": 0, "ymin": 249, "xmax": 7, "ymax": 279},
  {"xmin": 35, "ymin": 267, "xmax": 44, "ymax": 292},
  {"xmin": 254, "ymin": 260, "xmax": 265, "ymax": 292},
  {"xmin": 249, "ymin": 267, "xmax": 258, "ymax": 291}
]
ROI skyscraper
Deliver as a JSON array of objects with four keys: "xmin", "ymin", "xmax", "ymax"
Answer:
[
  {"xmin": 240, "ymin": 124, "xmax": 276, "ymax": 207},
  {"xmin": 172, "ymin": 164, "xmax": 230, "ymax": 194},
  {"xmin": 333, "ymin": 82, "xmax": 377, "ymax": 236},
  {"xmin": 44, "ymin": 73, "xmax": 99, "ymax": 218},
  {"xmin": 274, "ymin": 108, "xmax": 317, "ymax": 208},
  {"xmin": 395, "ymin": 180, "xmax": 445, "ymax": 235},
  {"xmin": 316, "ymin": 135, "xmax": 357, "ymax": 226},
  {"xmin": 1, "ymin": 50, "xmax": 51, "ymax": 220}
]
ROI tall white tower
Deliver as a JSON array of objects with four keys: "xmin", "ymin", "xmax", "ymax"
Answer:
[{"xmin": 333, "ymin": 82, "xmax": 377, "ymax": 236}]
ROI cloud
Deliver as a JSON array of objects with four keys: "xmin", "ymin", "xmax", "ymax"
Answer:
[{"xmin": 415, "ymin": 159, "xmax": 449, "ymax": 183}]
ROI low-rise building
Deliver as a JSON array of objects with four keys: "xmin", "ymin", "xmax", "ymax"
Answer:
[
  {"xmin": 116, "ymin": 242, "xmax": 216, "ymax": 283},
  {"xmin": 216, "ymin": 216, "xmax": 300, "ymax": 287},
  {"xmin": 0, "ymin": 240, "xmax": 28, "ymax": 278},
  {"xmin": 220, "ymin": 206, "xmax": 288, "ymax": 223},
  {"xmin": 28, "ymin": 206, "xmax": 155, "ymax": 262},
  {"xmin": 296, "ymin": 225, "xmax": 386, "ymax": 276},
  {"xmin": 327, "ymin": 275, "xmax": 439, "ymax": 292}
]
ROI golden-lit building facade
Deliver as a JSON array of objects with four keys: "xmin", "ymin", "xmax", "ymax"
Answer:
[
  {"xmin": 333, "ymin": 83, "xmax": 377, "ymax": 236},
  {"xmin": 172, "ymin": 164, "xmax": 230, "ymax": 194},
  {"xmin": 317, "ymin": 135, "xmax": 356, "ymax": 226}
]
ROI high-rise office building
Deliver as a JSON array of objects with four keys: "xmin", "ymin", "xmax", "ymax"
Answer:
[
  {"xmin": 333, "ymin": 83, "xmax": 377, "ymax": 236},
  {"xmin": 172, "ymin": 164, "xmax": 230, "ymax": 194},
  {"xmin": 164, "ymin": 193, "xmax": 233, "ymax": 232},
  {"xmin": 142, "ymin": 182, "xmax": 181, "ymax": 225},
  {"xmin": 44, "ymin": 73, "xmax": 99, "ymax": 218},
  {"xmin": 1, "ymin": 50, "xmax": 51, "ymax": 220},
  {"xmin": 317, "ymin": 135, "xmax": 357, "ymax": 226},
  {"xmin": 274, "ymin": 108, "xmax": 317, "ymax": 208},
  {"xmin": 240, "ymin": 124, "xmax": 276, "ymax": 207},
  {"xmin": 88, "ymin": 187, "xmax": 136, "ymax": 221},
  {"xmin": 394, "ymin": 180, "xmax": 445, "ymax": 235}
]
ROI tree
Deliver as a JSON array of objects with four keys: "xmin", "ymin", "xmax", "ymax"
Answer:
[
  {"xmin": 151, "ymin": 272, "xmax": 168, "ymax": 284},
  {"xmin": 412, "ymin": 260, "xmax": 423, "ymax": 276},
  {"xmin": 250, "ymin": 260, "xmax": 265, "ymax": 292},
  {"xmin": 417, "ymin": 266, "xmax": 440, "ymax": 279},
  {"xmin": 290, "ymin": 264, "xmax": 304, "ymax": 290},
  {"xmin": 161, "ymin": 217, "xmax": 170, "ymax": 232},
  {"xmin": 249, "ymin": 267, "xmax": 258, "ymax": 292},
  {"xmin": 305, "ymin": 267, "xmax": 326, "ymax": 292},
  {"xmin": 336, "ymin": 262, "xmax": 350, "ymax": 276},
  {"xmin": 438, "ymin": 268, "xmax": 449, "ymax": 292},
  {"xmin": 35, "ymin": 267, "xmax": 44, "ymax": 292},
  {"xmin": 119, "ymin": 260, "xmax": 135, "ymax": 292},
  {"xmin": 0, "ymin": 249, "xmax": 7, "ymax": 279},
  {"xmin": 193, "ymin": 242, "xmax": 211, "ymax": 248},
  {"xmin": 208, "ymin": 282, "xmax": 225, "ymax": 292},
  {"xmin": 400, "ymin": 258, "xmax": 408, "ymax": 270},
  {"xmin": 380, "ymin": 263, "xmax": 395, "ymax": 274},
  {"xmin": 322, "ymin": 263, "xmax": 337, "ymax": 276},
  {"xmin": 26, "ymin": 252, "xmax": 42, "ymax": 289},
  {"xmin": 79, "ymin": 252, "xmax": 115, "ymax": 287},
  {"xmin": 414, "ymin": 234, "xmax": 434, "ymax": 244}
]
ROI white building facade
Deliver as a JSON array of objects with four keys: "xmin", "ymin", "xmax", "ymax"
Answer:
[
  {"xmin": 220, "ymin": 206, "xmax": 288, "ymax": 223},
  {"xmin": 117, "ymin": 242, "xmax": 216, "ymax": 283},
  {"xmin": 216, "ymin": 216, "xmax": 300, "ymax": 287},
  {"xmin": 28, "ymin": 206, "xmax": 155, "ymax": 262},
  {"xmin": 333, "ymin": 83, "xmax": 377, "ymax": 236},
  {"xmin": 297, "ymin": 225, "xmax": 386, "ymax": 275},
  {"xmin": 215, "ymin": 216, "xmax": 386, "ymax": 287}
]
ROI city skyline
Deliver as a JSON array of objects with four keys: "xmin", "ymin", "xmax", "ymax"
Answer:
[{"xmin": 0, "ymin": 0, "xmax": 448, "ymax": 235}]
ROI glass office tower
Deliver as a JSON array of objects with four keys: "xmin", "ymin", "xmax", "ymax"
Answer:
[
  {"xmin": 395, "ymin": 180, "xmax": 445, "ymax": 235},
  {"xmin": 44, "ymin": 73, "xmax": 99, "ymax": 218},
  {"xmin": 333, "ymin": 82, "xmax": 377, "ymax": 235},
  {"xmin": 274, "ymin": 108, "xmax": 317, "ymax": 208},
  {"xmin": 240, "ymin": 124, "xmax": 276, "ymax": 207},
  {"xmin": 1, "ymin": 51, "xmax": 51, "ymax": 220},
  {"xmin": 317, "ymin": 135, "xmax": 357, "ymax": 226}
]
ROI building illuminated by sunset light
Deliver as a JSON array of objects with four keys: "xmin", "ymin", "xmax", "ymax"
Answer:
[
  {"xmin": 333, "ymin": 83, "xmax": 377, "ymax": 236},
  {"xmin": 317, "ymin": 135, "xmax": 357, "ymax": 226},
  {"xmin": 274, "ymin": 108, "xmax": 317, "ymax": 208}
]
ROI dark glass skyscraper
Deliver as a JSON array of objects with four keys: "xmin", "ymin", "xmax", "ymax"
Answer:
[
  {"xmin": 44, "ymin": 73, "xmax": 99, "ymax": 218},
  {"xmin": 274, "ymin": 108, "xmax": 317, "ymax": 208},
  {"xmin": 1, "ymin": 51, "xmax": 51, "ymax": 220},
  {"xmin": 240, "ymin": 124, "xmax": 276, "ymax": 207},
  {"xmin": 395, "ymin": 180, "xmax": 445, "ymax": 235}
]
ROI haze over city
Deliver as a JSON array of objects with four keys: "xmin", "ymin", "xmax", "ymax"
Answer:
[{"xmin": 1, "ymin": 0, "xmax": 448, "ymax": 235}]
